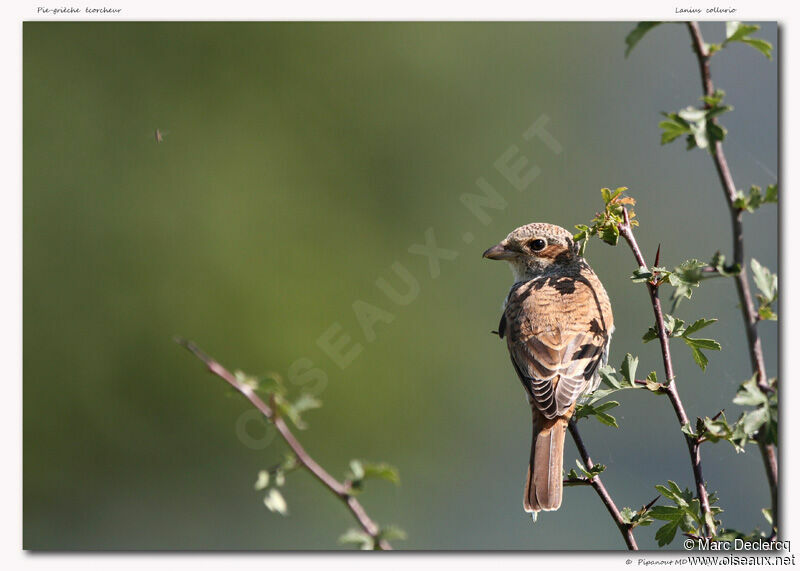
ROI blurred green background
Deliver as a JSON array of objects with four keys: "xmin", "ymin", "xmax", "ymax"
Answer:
[{"xmin": 23, "ymin": 22, "xmax": 778, "ymax": 550}]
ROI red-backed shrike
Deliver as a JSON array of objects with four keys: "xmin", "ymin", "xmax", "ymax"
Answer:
[{"xmin": 483, "ymin": 223, "xmax": 613, "ymax": 514}]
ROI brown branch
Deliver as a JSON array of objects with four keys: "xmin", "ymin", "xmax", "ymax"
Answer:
[
  {"xmin": 176, "ymin": 338, "xmax": 392, "ymax": 550},
  {"xmin": 568, "ymin": 420, "xmax": 638, "ymax": 550},
  {"xmin": 686, "ymin": 21, "xmax": 778, "ymax": 534},
  {"xmin": 618, "ymin": 210, "xmax": 715, "ymax": 538}
]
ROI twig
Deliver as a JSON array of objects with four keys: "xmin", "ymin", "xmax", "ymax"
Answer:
[
  {"xmin": 568, "ymin": 420, "xmax": 638, "ymax": 550},
  {"xmin": 175, "ymin": 337, "xmax": 393, "ymax": 550},
  {"xmin": 686, "ymin": 21, "xmax": 778, "ymax": 534},
  {"xmin": 618, "ymin": 210, "xmax": 715, "ymax": 538}
]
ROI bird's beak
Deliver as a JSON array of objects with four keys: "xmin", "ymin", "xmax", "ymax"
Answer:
[{"xmin": 482, "ymin": 243, "xmax": 516, "ymax": 260}]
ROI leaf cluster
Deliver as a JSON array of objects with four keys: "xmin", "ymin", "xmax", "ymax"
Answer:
[
  {"xmin": 339, "ymin": 526, "xmax": 407, "ymax": 550},
  {"xmin": 709, "ymin": 251, "xmax": 741, "ymax": 277},
  {"xmin": 255, "ymin": 453, "xmax": 298, "ymax": 517},
  {"xmin": 624, "ymin": 22, "xmax": 662, "ymax": 57},
  {"xmin": 681, "ymin": 411, "xmax": 748, "ymax": 453},
  {"xmin": 624, "ymin": 21, "xmax": 773, "ymax": 60},
  {"xmin": 650, "ymin": 482, "xmax": 721, "ymax": 546},
  {"xmin": 734, "ymin": 184, "xmax": 777, "ymax": 213},
  {"xmin": 750, "ymin": 259, "xmax": 778, "ymax": 321},
  {"xmin": 234, "ymin": 370, "xmax": 323, "ymax": 430},
  {"xmin": 714, "ymin": 510, "xmax": 775, "ymax": 543},
  {"xmin": 346, "ymin": 459, "xmax": 401, "ymax": 493},
  {"xmin": 564, "ymin": 459, "xmax": 606, "ymax": 485},
  {"xmin": 619, "ymin": 498, "xmax": 659, "ymax": 530},
  {"xmin": 732, "ymin": 375, "xmax": 778, "ymax": 446},
  {"xmin": 575, "ymin": 354, "xmax": 664, "ymax": 428},
  {"xmin": 706, "ymin": 22, "xmax": 773, "ymax": 59},
  {"xmin": 573, "ymin": 187, "xmax": 636, "ymax": 255},
  {"xmin": 632, "ymin": 258, "xmax": 712, "ymax": 308},
  {"xmin": 642, "ymin": 315, "xmax": 721, "ymax": 371},
  {"xmin": 659, "ymin": 90, "xmax": 731, "ymax": 151},
  {"xmin": 678, "ymin": 375, "xmax": 777, "ymax": 454}
]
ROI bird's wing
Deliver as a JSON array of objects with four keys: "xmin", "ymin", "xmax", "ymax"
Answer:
[{"xmin": 504, "ymin": 273, "xmax": 612, "ymax": 419}]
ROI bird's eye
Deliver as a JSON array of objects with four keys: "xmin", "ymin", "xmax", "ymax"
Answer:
[{"xmin": 529, "ymin": 238, "xmax": 547, "ymax": 251}]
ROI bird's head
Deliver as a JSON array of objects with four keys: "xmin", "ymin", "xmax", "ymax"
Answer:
[{"xmin": 483, "ymin": 222, "xmax": 580, "ymax": 281}]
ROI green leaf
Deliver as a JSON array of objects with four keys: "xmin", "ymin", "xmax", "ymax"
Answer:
[
  {"xmin": 655, "ymin": 481, "xmax": 692, "ymax": 508},
  {"xmin": 740, "ymin": 407, "xmax": 770, "ymax": 435},
  {"xmin": 697, "ymin": 412, "xmax": 746, "ymax": 453},
  {"xmin": 659, "ymin": 117, "xmax": 690, "ymax": 144},
  {"xmin": 701, "ymin": 89, "xmax": 726, "ymax": 106},
  {"xmin": 598, "ymin": 365, "xmax": 621, "ymax": 389},
  {"xmin": 625, "ymin": 22, "xmax": 662, "ymax": 57},
  {"xmin": 710, "ymin": 251, "xmax": 741, "ymax": 276},
  {"xmin": 348, "ymin": 459, "xmax": 365, "ymax": 481},
  {"xmin": 731, "ymin": 375, "xmax": 778, "ymax": 447},
  {"xmin": 662, "ymin": 92, "xmax": 732, "ymax": 152},
  {"xmin": 681, "ymin": 317, "xmax": 721, "ymax": 371},
  {"xmin": 725, "ymin": 22, "xmax": 760, "ymax": 43},
  {"xmin": 339, "ymin": 528, "xmax": 375, "ymax": 550},
  {"xmin": 621, "ymin": 504, "xmax": 655, "ymax": 528},
  {"xmin": 575, "ymin": 401, "xmax": 620, "ymax": 427},
  {"xmin": 740, "ymin": 37, "xmax": 773, "ymax": 59},
  {"xmin": 378, "ymin": 525, "xmax": 407, "ymax": 542},
  {"xmin": 733, "ymin": 375, "xmax": 767, "ymax": 406},
  {"xmin": 650, "ymin": 481, "xmax": 711, "ymax": 545},
  {"xmin": 759, "ymin": 305, "xmax": 777, "ymax": 321},
  {"xmin": 750, "ymin": 259, "xmax": 778, "ymax": 321},
  {"xmin": 684, "ymin": 318, "xmax": 717, "ymax": 336},
  {"xmin": 619, "ymin": 354, "xmax": 638, "ymax": 385},
  {"xmin": 750, "ymin": 259, "xmax": 777, "ymax": 300},
  {"xmin": 362, "ymin": 461, "xmax": 401, "ymax": 485},
  {"xmin": 263, "ymin": 488, "xmax": 288, "ymax": 516},
  {"xmin": 722, "ymin": 22, "xmax": 773, "ymax": 59},
  {"xmin": 686, "ymin": 338, "xmax": 722, "ymax": 351},
  {"xmin": 600, "ymin": 223, "xmax": 619, "ymax": 246},
  {"xmin": 736, "ymin": 185, "xmax": 779, "ymax": 213},
  {"xmin": 564, "ymin": 467, "xmax": 586, "ymax": 485},
  {"xmin": 668, "ymin": 259, "xmax": 707, "ymax": 304},
  {"xmin": 650, "ymin": 505, "xmax": 682, "ymax": 521},
  {"xmin": 619, "ymin": 507, "xmax": 636, "ymax": 524},
  {"xmin": 644, "ymin": 314, "xmax": 686, "ymax": 342},
  {"xmin": 631, "ymin": 266, "xmax": 653, "ymax": 283},
  {"xmin": 273, "ymin": 395, "xmax": 307, "ymax": 430},
  {"xmin": 293, "ymin": 393, "xmax": 323, "ymax": 414},
  {"xmin": 645, "ymin": 371, "xmax": 663, "ymax": 393},
  {"xmin": 254, "ymin": 470, "xmax": 270, "ymax": 491},
  {"xmin": 347, "ymin": 459, "xmax": 401, "ymax": 491},
  {"xmin": 682, "ymin": 336, "xmax": 721, "ymax": 371},
  {"xmin": 654, "ymin": 518, "xmax": 681, "ymax": 546},
  {"xmin": 575, "ymin": 459, "xmax": 606, "ymax": 479}
]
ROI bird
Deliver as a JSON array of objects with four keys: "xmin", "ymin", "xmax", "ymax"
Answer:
[{"xmin": 483, "ymin": 222, "xmax": 613, "ymax": 515}]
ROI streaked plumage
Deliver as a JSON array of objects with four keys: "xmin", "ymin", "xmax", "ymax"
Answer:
[{"xmin": 484, "ymin": 223, "xmax": 613, "ymax": 514}]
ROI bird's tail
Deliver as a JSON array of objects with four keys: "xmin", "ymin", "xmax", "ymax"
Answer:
[{"xmin": 524, "ymin": 412, "xmax": 568, "ymax": 513}]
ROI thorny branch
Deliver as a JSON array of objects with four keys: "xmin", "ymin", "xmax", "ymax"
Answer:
[
  {"xmin": 176, "ymin": 337, "xmax": 393, "ymax": 550},
  {"xmin": 568, "ymin": 420, "xmax": 639, "ymax": 550},
  {"xmin": 618, "ymin": 209, "xmax": 715, "ymax": 538},
  {"xmin": 686, "ymin": 21, "xmax": 778, "ymax": 535}
]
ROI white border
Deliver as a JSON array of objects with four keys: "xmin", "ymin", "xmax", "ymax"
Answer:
[{"xmin": 3, "ymin": 1, "xmax": 796, "ymax": 569}]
